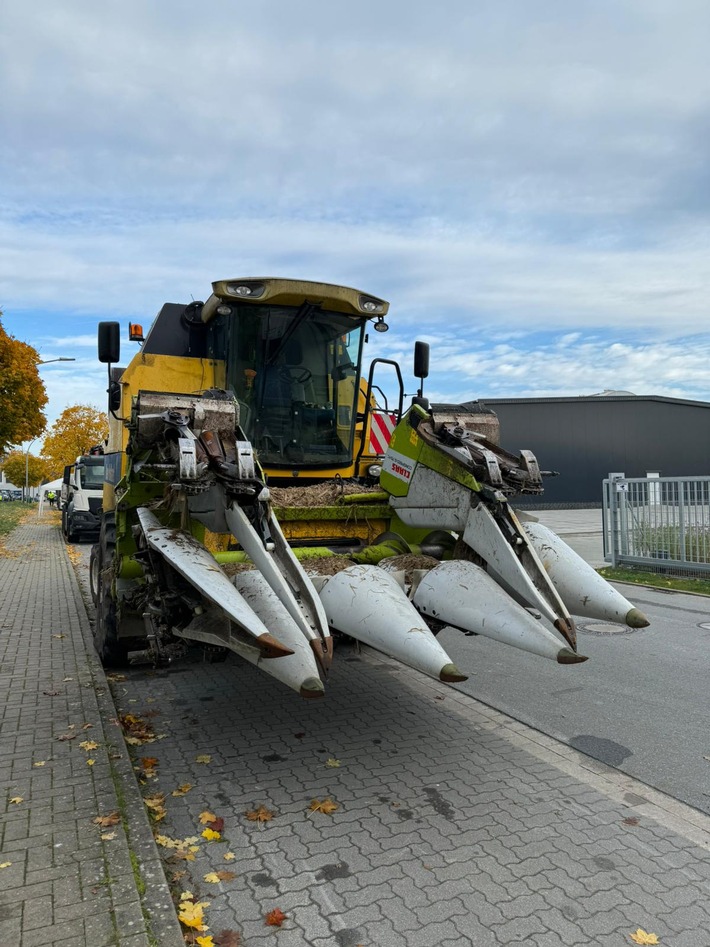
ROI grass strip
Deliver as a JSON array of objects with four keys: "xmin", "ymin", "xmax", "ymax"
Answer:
[
  {"xmin": 0, "ymin": 503, "xmax": 28, "ymax": 538},
  {"xmin": 598, "ymin": 566, "xmax": 710, "ymax": 596}
]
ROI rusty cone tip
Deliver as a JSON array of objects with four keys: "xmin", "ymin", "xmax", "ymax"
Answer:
[
  {"xmin": 625, "ymin": 607, "xmax": 650, "ymax": 628},
  {"xmin": 299, "ymin": 677, "xmax": 325, "ymax": 699},
  {"xmin": 439, "ymin": 663, "xmax": 468, "ymax": 683}
]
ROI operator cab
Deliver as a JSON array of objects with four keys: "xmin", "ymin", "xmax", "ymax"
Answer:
[
  {"xmin": 227, "ymin": 304, "xmax": 363, "ymax": 466},
  {"xmin": 203, "ymin": 279, "xmax": 389, "ymax": 472}
]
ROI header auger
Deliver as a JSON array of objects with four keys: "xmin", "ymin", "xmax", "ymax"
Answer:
[{"xmin": 91, "ymin": 276, "xmax": 648, "ymax": 698}]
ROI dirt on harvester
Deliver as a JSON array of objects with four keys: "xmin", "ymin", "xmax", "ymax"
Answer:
[{"xmin": 270, "ymin": 481, "xmax": 382, "ymax": 508}]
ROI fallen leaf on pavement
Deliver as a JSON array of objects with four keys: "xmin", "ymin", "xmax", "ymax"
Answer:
[
  {"xmin": 214, "ymin": 931, "xmax": 241, "ymax": 947},
  {"xmin": 206, "ymin": 816, "xmax": 224, "ymax": 832},
  {"xmin": 10, "ymin": 797, "xmax": 23, "ymax": 805},
  {"xmin": 623, "ymin": 817, "xmax": 640, "ymax": 826},
  {"xmin": 0, "ymin": 862, "xmax": 11, "ymax": 869},
  {"xmin": 140, "ymin": 757, "xmax": 159, "ymax": 777},
  {"xmin": 57, "ymin": 731, "xmax": 77, "ymax": 742},
  {"xmin": 309, "ymin": 798, "xmax": 339, "ymax": 815},
  {"xmin": 178, "ymin": 894, "xmax": 209, "ymax": 931},
  {"xmin": 199, "ymin": 811, "xmax": 218, "ymax": 824},
  {"xmin": 171, "ymin": 783, "xmax": 193, "ymax": 796},
  {"xmin": 196, "ymin": 937, "xmax": 215, "ymax": 947},
  {"xmin": 246, "ymin": 805, "xmax": 274, "ymax": 823},
  {"xmin": 629, "ymin": 930, "xmax": 660, "ymax": 945},
  {"xmin": 265, "ymin": 908, "xmax": 287, "ymax": 927},
  {"xmin": 33, "ymin": 761, "xmax": 46, "ymax": 767},
  {"xmin": 155, "ymin": 834, "xmax": 200, "ymax": 859},
  {"xmin": 81, "ymin": 723, "xmax": 93, "ymax": 730},
  {"xmin": 43, "ymin": 690, "xmax": 61, "ymax": 696},
  {"xmin": 120, "ymin": 713, "xmax": 156, "ymax": 745},
  {"xmin": 143, "ymin": 793, "xmax": 167, "ymax": 821},
  {"xmin": 195, "ymin": 754, "xmax": 212, "ymax": 764},
  {"xmin": 143, "ymin": 792, "xmax": 166, "ymax": 808},
  {"xmin": 79, "ymin": 740, "xmax": 99, "ymax": 752},
  {"xmin": 201, "ymin": 828, "xmax": 221, "ymax": 841},
  {"xmin": 87, "ymin": 759, "xmax": 95, "ymax": 766},
  {"xmin": 223, "ymin": 852, "xmax": 236, "ymax": 861},
  {"xmin": 93, "ymin": 812, "xmax": 120, "ymax": 828},
  {"xmin": 325, "ymin": 758, "xmax": 341, "ymax": 768},
  {"xmin": 101, "ymin": 832, "xmax": 116, "ymax": 840},
  {"xmin": 52, "ymin": 634, "xmax": 65, "ymax": 639},
  {"xmin": 203, "ymin": 869, "xmax": 235, "ymax": 883}
]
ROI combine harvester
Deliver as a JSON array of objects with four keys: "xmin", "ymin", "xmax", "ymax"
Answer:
[{"xmin": 91, "ymin": 278, "xmax": 648, "ymax": 697}]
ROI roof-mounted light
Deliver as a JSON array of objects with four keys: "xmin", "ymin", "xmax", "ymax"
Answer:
[
  {"xmin": 225, "ymin": 281, "xmax": 265, "ymax": 298},
  {"xmin": 216, "ymin": 305, "xmax": 232, "ymax": 316},
  {"xmin": 359, "ymin": 294, "xmax": 386, "ymax": 314}
]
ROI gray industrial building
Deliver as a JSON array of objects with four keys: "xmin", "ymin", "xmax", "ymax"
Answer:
[{"xmin": 476, "ymin": 393, "xmax": 710, "ymax": 506}]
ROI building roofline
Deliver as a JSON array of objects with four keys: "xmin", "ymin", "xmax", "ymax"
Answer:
[{"xmin": 478, "ymin": 394, "xmax": 710, "ymax": 409}]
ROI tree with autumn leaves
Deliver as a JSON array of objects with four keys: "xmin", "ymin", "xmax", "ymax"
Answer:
[
  {"xmin": 0, "ymin": 451, "xmax": 51, "ymax": 490},
  {"xmin": 0, "ymin": 311, "xmax": 48, "ymax": 453},
  {"xmin": 42, "ymin": 405, "xmax": 108, "ymax": 475}
]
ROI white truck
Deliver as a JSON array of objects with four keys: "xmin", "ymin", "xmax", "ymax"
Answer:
[{"xmin": 61, "ymin": 450, "xmax": 105, "ymax": 543}]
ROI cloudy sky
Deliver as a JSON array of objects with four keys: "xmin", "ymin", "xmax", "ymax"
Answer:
[{"xmin": 2, "ymin": 0, "xmax": 709, "ymax": 437}]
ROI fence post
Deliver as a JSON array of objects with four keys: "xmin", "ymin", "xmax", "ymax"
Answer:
[
  {"xmin": 608, "ymin": 473, "xmax": 627, "ymax": 567},
  {"xmin": 678, "ymin": 481, "xmax": 686, "ymax": 563}
]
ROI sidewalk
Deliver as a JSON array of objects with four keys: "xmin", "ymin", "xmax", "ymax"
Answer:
[{"xmin": 0, "ymin": 516, "xmax": 182, "ymax": 947}]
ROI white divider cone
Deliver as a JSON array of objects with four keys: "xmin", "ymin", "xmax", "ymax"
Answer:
[
  {"xmin": 231, "ymin": 571, "xmax": 326, "ymax": 698},
  {"xmin": 522, "ymin": 522, "xmax": 649, "ymax": 627},
  {"xmin": 136, "ymin": 508, "xmax": 294, "ymax": 658},
  {"xmin": 317, "ymin": 565, "xmax": 468, "ymax": 683},
  {"xmin": 413, "ymin": 560, "xmax": 587, "ymax": 664}
]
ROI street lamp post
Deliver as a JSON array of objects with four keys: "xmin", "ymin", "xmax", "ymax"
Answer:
[{"xmin": 38, "ymin": 357, "xmax": 76, "ymax": 365}]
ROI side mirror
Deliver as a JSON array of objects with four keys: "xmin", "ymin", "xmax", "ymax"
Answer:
[
  {"xmin": 98, "ymin": 322, "xmax": 120, "ymax": 364},
  {"xmin": 62, "ymin": 466, "xmax": 71, "ymax": 486},
  {"xmin": 413, "ymin": 341, "xmax": 430, "ymax": 380}
]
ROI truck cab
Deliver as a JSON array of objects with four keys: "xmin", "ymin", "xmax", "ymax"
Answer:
[{"xmin": 61, "ymin": 450, "xmax": 105, "ymax": 543}]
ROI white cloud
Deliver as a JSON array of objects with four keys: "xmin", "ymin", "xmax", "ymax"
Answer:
[{"xmin": 2, "ymin": 0, "xmax": 710, "ymax": 427}]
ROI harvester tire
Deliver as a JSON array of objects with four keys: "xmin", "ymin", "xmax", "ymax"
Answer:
[
  {"xmin": 94, "ymin": 512, "xmax": 129, "ymax": 667},
  {"xmin": 89, "ymin": 545, "xmax": 100, "ymax": 606}
]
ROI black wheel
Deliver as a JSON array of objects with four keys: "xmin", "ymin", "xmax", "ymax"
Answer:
[
  {"xmin": 89, "ymin": 544, "xmax": 100, "ymax": 606},
  {"xmin": 94, "ymin": 512, "xmax": 129, "ymax": 666},
  {"xmin": 63, "ymin": 506, "xmax": 78, "ymax": 543}
]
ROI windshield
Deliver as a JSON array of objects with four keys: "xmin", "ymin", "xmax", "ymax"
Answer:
[
  {"xmin": 223, "ymin": 304, "xmax": 365, "ymax": 468},
  {"xmin": 79, "ymin": 460, "xmax": 105, "ymax": 490}
]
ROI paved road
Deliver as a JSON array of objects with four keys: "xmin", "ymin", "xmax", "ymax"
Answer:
[{"xmin": 440, "ymin": 585, "xmax": 710, "ymax": 816}]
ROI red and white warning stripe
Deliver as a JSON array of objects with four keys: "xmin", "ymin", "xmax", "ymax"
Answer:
[{"xmin": 369, "ymin": 412, "xmax": 397, "ymax": 455}]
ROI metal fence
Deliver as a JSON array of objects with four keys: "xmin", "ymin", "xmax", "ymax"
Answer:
[{"xmin": 602, "ymin": 473, "xmax": 710, "ymax": 574}]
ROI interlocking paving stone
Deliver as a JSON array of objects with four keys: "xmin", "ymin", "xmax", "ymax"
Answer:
[{"xmin": 0, "ymin": 520, "xmax": 182, "ymax": 947}]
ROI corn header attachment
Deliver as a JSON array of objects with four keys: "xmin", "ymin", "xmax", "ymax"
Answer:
[{"xmin": 94, "ymin": 278, "xmax": 648, "ymax": 701}]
